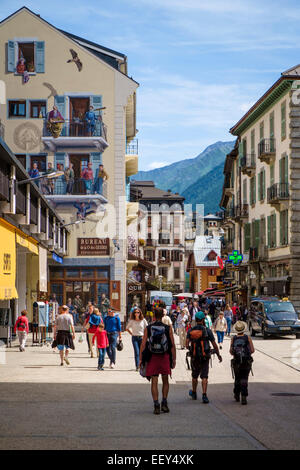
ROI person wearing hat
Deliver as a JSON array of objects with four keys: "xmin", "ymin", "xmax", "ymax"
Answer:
[
  {"xmin": 230, "ymin": 321, "xmax": 255, "ymax": 405},
  {"xmin": 186, "ymin": 311, "xmax": 222, "ymax": 404}
]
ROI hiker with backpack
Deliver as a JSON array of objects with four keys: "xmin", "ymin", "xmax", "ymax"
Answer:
[
  {"xmin": 230, "ymin": 321, "xmax": 255, "ymax": 405},
  {"xmin": 186, "ymin": 311, "xmax": 222, "ymax": 404},
  {"xmin": 14, "ymin": 310, "xmax": 29, "ymax": 352},
  {"xmin": 139, "ymin": 307, "xmax": 176, "ymax": 415}
]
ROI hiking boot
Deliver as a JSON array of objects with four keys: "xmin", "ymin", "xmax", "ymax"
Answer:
[
  {"xmin": 189, "ymin": 390, "xmax": 197, "ymax": 400},
  {"xmin": 234, "ymin": 393, "xmax": 240, "ymax": 402},
  {"xmin": 153, "ymin": 403, "xmax": 161, "ymax": 415},
  {"xmin": 161, "ymin": 401, "xmax": 170, "ymax": 413},
  {"xmin": 241, "ymin": 396, "xmax": 247, "ymax": 405},
  {"xmin": 202, "ymin": 394, "xmax": 209, "ymax": 404}
]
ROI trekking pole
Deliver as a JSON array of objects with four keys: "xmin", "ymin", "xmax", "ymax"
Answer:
[{"xmin": 231, "ymin": 360, "xmax": 235, "ymax": 380}]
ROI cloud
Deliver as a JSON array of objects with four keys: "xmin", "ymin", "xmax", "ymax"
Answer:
[{"xmin": 147, "ymin": 161, "xmax": 169, "ymax": 170}]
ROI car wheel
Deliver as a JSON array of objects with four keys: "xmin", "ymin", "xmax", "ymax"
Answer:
[
  {"xmin": 262, "ymin": 325, "xmax": 268, "ymax": 339},
  {"xmin": 249, "ymin": 323, "xmax": 256, "ymax": 337}
]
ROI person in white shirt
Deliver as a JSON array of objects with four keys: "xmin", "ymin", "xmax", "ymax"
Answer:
[
  {"xmin": 177, "ymin": 309, "xmax": 189, "ymax": 349},
  {"xmin": 126, "ymin": 308, "xmax": 148, "ymax": 371},
  {"xmin": 213, "ymin": 311, "xmax": 227, "ymax": 350}
]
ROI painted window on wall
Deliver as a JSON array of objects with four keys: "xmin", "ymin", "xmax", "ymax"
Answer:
[
  {"xmin": 8, "ymin": 100, "xmax": 26, "ymax": 117},
  {"xmin": 30, "ymin": 100, "xmax": 47, "ymax": 118}
]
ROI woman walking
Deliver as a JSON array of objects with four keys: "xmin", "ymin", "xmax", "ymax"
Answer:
[
  {"xmin": 53, "ymin": 305, "xmax": 75, "ymax": 366},
  {"xmin": 177, "ymin": 308, "xmax": 189, "ymax": 349},
  {"xmin": 86, "ymin": 308, "xmax": 103, "ymax": 358},
  {"xmin": 213, "ymin": 311, "xmax": 227, "ymax": 350},
  {"xmin": 224, "ymin": 303, "xmax": 233, "ymax": 336},
  {"xmin": 14, "ymin": 310, "xmax": 29, "ymax": 352},
  {"xmin": 126, "ymin": 308, "xmax": 148, "ymax": 371}
]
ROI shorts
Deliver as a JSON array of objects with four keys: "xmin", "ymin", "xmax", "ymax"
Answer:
[
  {"xmin": 57, "ymin": 344, "xmax": 70, "ymax": 351},
  {"xmin": 191, "ymin": 358, "xmax": 210, "ymax": 379}
]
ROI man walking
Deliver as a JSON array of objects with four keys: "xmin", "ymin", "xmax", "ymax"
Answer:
[
  {"xmin": 139, "ymin": 307, "xmax": 176, "ymax": 415},
  {"xmin": 104, "ymin": 308, "xmax": 122, "ymax": 368},
  {"xmin": 186, "ymin": 311, "xmax": 222, "ymax": 404}
]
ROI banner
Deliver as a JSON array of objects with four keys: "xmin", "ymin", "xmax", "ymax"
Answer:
[
  {"xmin": 0, "ymin": 222, "xmax": 18, "ymax": 300},
  {"xmin": 39, "ymin": 246, "xmax": 48, "ymax": 292}
]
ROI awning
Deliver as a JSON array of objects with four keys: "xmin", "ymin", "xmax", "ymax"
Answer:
[
  {"xmin": 0, "ymin": 221, "xmax": 18, "ymax": 300},
  {"xmin": 16, "ymin": 233, "xmax": 39, "ymax": 255}
]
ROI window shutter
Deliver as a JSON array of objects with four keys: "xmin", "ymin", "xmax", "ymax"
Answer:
[
  {"xmin": 91, "ymin": 95, "xmax": 102, "ymax": 135},
  {"xmin": 270, "ymin": 112, "xmax": 274, "ymax": 138},
  {"xmin": 35, "ymin": 41, "xmax": 45, "ymax": 73},
  {"xmin": 272, "ymin": 213, "xmax": 277, "ymax": 248},
  {"xmin": 255, "ymin": 219, "xmax": 260, "ymax": 249},
  {"xmin": 243, "ymin": 179, "xmax": 247, "ymax": 203},
  {"xmin": 54, "ymin": 96, "xmax": 66, "ymax": 118},
  {"xmin": 244, "ymin": 223, "xmax": 250, "ymax": 252},
  {"xmin": 270, "ymin": 164, "xmax": 274, "ymax": 186},
  {"xmin": 263, "ymin": 169, "xmax": 266, "ymax": 199},
  {"xmin": 258, "ymin": 172, "xmax": 261, "ymax": 201},
  {"xmin": 280, "ymin": 211, "xmax": 283, "ymax": 246},
  {"xmin": 238, "ymin": 142, "xmax": 243, "ymax": 164},
  {"xmin": 267, "ymin": 216, "xmax": 271, "ymax": 248},
  {"xmin": 7, "ymin": 40, "xmax": 15, "ymax": 72},
  {"xmin": 253, "ymin": 175, "xmax": 256, "ymax": 203},
  {"xmin": 281, "ymin": 102, "xmax": 286, "ymax": 139},
  {"xmin": 285, "ymin": 155, "xmax": 288, "ymax": 184},
  {"xmin": 285, "ymin": 210, "xmax": 288, "ymax": 245}
]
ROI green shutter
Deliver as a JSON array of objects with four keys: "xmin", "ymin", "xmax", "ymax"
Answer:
[
  {"xmin": 267, "ymin": 216, "xmax": 271, "ymax": 248},
  {"xmin": 270, "ymin": 164, "xmax": 275, "ymax": 186},
  {"xmin": 244, "ymin": 223, "xmax": 250, "ymax": 252},
  {"xmin": 285, "ymin": 210, "xmax": 288, "ymax": 245},
  {"xmin": 280, "ymin": 211, "xmax": 284, "ymax": 245},
  {"xmin": 281, "ymin": 102, "xmax": 286, "ymax": 139},
  {"xmin": 253, "ymin": 175, "xmax": 256, "ymax": 203},
  {"xmin": 285, "ymin": 155, "xmax": 288, "ymax": 184},
  {"xmin": 251, "ymin": 130, "xmax": 255, "ymax": 155},
  {"xmin": 272, "ymin": 213, "xmax": 277, "ymax": 248},
  {"xmin": 270, "ymin": 112, "xmax": 274, "ymax": 138},
  {"xmin": 258, "ymin": 173, "xmax": 261, "ymax": 201},
  {"xmin": 255, "ymin": 219, "xmax": 260, "ymax": 249}
]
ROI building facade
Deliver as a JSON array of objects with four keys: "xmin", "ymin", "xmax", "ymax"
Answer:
[
  {"xmin": 0, "ymin": 7, "xmax": 139, "ymax": 320},
  {"xmin": 220, "ymin": 64, "xmax": 300, "ymax": 308},
  {"xmin": 130, "ymin": 181, "xmax": 186, "ymax": 292}
]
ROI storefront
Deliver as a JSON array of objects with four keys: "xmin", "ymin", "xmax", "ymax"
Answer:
[{"xmin": 49, "ymin": 266, "xmax": 111, "ymax": 308}]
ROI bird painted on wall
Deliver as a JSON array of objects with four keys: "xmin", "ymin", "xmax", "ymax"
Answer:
[
  {"xmin": 43, "ymin": 82, "xmax": 58, "ymax": 99},
  {"xmin": 67, "ymin": 49, "xmax": 83, "ymax": 71}
]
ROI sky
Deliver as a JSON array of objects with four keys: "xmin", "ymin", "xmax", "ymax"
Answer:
[{"xmin": 2, "ymin": 0, "xmax": 300, "ymax": 170}]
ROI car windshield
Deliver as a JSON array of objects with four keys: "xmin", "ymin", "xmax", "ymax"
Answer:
[{"xmin": 264, "ymin": 301, "xmax": 296, "ymax": 314}]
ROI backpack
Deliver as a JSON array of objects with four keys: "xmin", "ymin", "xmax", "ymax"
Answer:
[
  {"xmin": 189, "ymin": 326, "xmax": 211, "ymax": 360},
  {"xmin": 17, "ymin": 317, "xmax": 26, "ymax": 330},
  {"xmin": 232, "ymin": 335, "xmax": 251, "ymax": 364},
  {"xmin": 148, "ymin": 323, "xmax": 169, "ymax": 354}
]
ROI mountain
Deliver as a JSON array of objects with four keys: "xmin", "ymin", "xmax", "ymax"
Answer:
[
  {"xmin": 132, "ymin": 140, "xmax": 235, "ymax": 213},
  {"xmin": 182, "ymin": 161, "xmax": 225, "ymax": 214}
]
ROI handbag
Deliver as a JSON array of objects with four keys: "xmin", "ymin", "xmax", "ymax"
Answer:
[
  {"xmin": 117, "ymin": 339, "xmax": 123, "ymax": 351},
  {"xmin": 51, "ymin": 339, "xmax": 57, "ymax": 349}
]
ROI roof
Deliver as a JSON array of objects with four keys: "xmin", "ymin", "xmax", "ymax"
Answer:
[
  {"xmin": 127, "ymin": 254, "xmax": 155, "ymax": 270},
  {"xmin": 204, "ymin": 214, "xmax": 222, "ymax": 221},
  {"xmin": 130, "ymin": 181, "xmax": 185, "ymax": 201},
  {"xmin": 193, "ymin": 236, "xmax": 221, "ymax": 267}
]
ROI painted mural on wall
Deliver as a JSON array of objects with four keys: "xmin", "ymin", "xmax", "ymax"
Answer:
[{"xmin": 13, "ymin": 122, "xmax": 41, "ymax": 151}]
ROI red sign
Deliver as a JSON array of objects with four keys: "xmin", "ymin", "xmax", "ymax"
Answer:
[{"xmin": 217, "ymin": 256, "xmax": 224, "ymax": 270}]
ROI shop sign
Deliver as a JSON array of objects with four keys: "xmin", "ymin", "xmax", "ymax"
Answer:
[
  {"xmin": 78, "ymin": 238, "xmax": 110, "ymax": 256},
  {"xmin": 52, "ymin": 252, "xmax": 63, "ymax": 264},
  {"xmin": 128, "ymin": 282, "xmax": 145, "ymax": 293}
]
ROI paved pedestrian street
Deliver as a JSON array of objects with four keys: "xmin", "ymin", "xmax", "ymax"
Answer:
[{"xmin": 0, "ymin": 332, "xmax": 300, "ymax": 450}]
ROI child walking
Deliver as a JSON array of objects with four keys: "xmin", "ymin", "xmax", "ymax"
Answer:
[{"xmin": 92, "ymin": 323, "xmax": 109, "ymax": 370}]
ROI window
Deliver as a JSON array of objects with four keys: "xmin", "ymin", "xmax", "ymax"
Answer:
[
  {"xmin": 8, "ymin": 100, "xmax": 26, "ymax": 117},
  {"xmin": 159, "ymin": 267, "xmax": 168, "ymax": 278},
  {"xmin": 16, "ymin": 155, "xmax": 26, "ymax": 169},
  {"xmin": 30, "ymin": 100, "xmax": 46, "ymax": 118},
  {"xmin": 258, "ymin": 170, "xmax": 265, "ymax": 201},
  {"xmin": 174, "ymin": 267, "xmax": 180, "ymax": 279},
  {"xmin": 280, "ymin": 210, "xmax": 288, "ymax": 246},
  {"xmin": 243, "ymin": 179, "xmax": 247, "ymax": 204},
  {"xmin": 251, "ymin": 129, "xmax": 255, "ymax": 155},
  {"xmin": 259, "ymin": 121, "xmax": 264, "ymax": 141},
  {"xmin": 250, "ymin": 176, "xmax": 256, "ymax": 205},
  {"xmin": 268, "ymin": 214, "xmax": 277, "ymax": 248},
  {"xmin": 8, "ymin": 40, "xmax": 45, "ymax": 74},
  {"xmin": 18, "ymin": 42, "xmax": 35, "ymax": 72}
]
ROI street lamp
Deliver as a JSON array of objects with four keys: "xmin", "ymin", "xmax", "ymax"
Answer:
[
  {"xmin": 17, "ymin": 171, "xmax": 64, "ymax": 185},
  {"xmin": 61, "ymin": 220, "xmax": 86, "ymax": 228}
]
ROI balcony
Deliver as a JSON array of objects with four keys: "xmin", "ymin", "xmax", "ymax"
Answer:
[
  {"xmin": 158, "ymin": 257, "xmax": 171, "ymax": 265},
  {"xmin": 258, "ymin": 138, "xmax": 276, "ymax": 163},
  {"xmin": 249, "ymin": 245, "xmax": 268, "ymax": 262},
  {"xmin": 126, "ymin": 139, "xmax": 139, "ymax": 177},
  {"xmin": 42, "ymin": 119, "xmax": 108, "ymax": 153},
  {"xmin": 240, "ymin": 154, "xmax": 256, "ymax": 176},
  {"xmin": 224, "ymin": 186, "xmax": 234, "ymax": 197},
  {"xmin": 233, "ymin": 204, "xmax": 249, "ymax": 220},
  {"xmin": 127, "ymin": 201, "xmax": 139, "ymax": 225},
  {"xmin": 225, "ymin": 207, "xmax": 235, "ymax": 219},
  {"xmin": 267, "ymin": 183, "xmax": 289, "ymax": 207},
  {"xmin": 43, "ymin": 177, "xmax": 108, "ymax": 204}
]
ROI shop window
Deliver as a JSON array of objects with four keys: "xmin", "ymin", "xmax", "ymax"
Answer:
[
  {"xmin": 30, "ymin": 100, "xmax": 47, "ymax": 118},
  {"xmin": 97, "ymin": 283, "xmax": 109, "ymax": 305},
  {"xmin": 50, "ymin": 269, "xmax": 64, "ymax": 279},
  {"xmin": 66, "ymin": 269, "xmax": 80, "ymax": 278},
  {"xmin": 97, "ymin": 269, "xmax": 109, "ymax": 279},
  {"xmin": 8, "ymin": 100, "xmax": 26, "ymax": 117}
]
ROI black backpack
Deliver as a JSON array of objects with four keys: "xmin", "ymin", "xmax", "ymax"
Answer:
[
  {"xmin": 232, "ymin": 335, "xmax": 251, "ymax": 363},
  {"xmin": 148, "ymin": 322, "xmax": 169, "ymax": 354},
  {"xmin": 17, "ymin": 317, "xmax": 26, "ymax": 330}
]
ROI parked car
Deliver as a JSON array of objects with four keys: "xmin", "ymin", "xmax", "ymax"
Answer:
[{"xmin": 248, "ymin": 297, "xmax": 300, "ymax": 339}]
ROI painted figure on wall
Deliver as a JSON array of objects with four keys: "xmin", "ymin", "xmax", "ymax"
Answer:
[
  {"xmin": 94, "ymin": 164, "xmax": 108, "ymax": 194},
  {"xmin": 81, "ymin": 162, "xmax": 94, "ymax": 194},
  {"xmin": 47, "ymin": 105, "xmax": 65, "ymax": 138},
  {"xmin": 74, "ymin": 202, "xmax": 95, "ymax": 220},
  {"xmin": 84, "ymin": 105, "xmax": 99, "ymax": 136}
]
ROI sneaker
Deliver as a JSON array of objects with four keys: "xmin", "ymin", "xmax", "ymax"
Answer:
[
  {"xmin": 241, "ymin": 396, "xmax": 247, "ymax": 405},
  {"xmin": 189, "ymin": 390, "xmax": 197, "ymax": 400},
  {"xmin": 202, "ymin": 394, "xmax": 209, "ymax": 404},
  {"xmin": 234, "ymin": 393, "xmax": 240, "ymax": 402},
  {"xmin": 161, "ymin": 401, "xmax": 170, "ymax": 413},
  {"xmin": 136, "ymin": 367, "xmax": 139, "ymax": 372},
  {"xmin": 110, "ymin": 363, "xmax": 114, "ymax": 369},
  {"xmin": 64, "ymin": 357, "xmax": 70, "ymax": 365},
  {"xmin": 60, "ymin": 362, "xmax": 64, "ymax": 366},
  {"xmin": 153, "ymin": 403, "xmax": 161, "ymax": 415},
  {"xmin": 19, "ymin": 346, "xmax": 22, "ymax": 352},
  {"xmin": 220, "ymin": 345, "xmax": 222, "ymax": 350}
]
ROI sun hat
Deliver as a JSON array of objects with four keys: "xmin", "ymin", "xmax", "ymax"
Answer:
[
  {"xmin": 234, "ymin": 321, "xmax": 247, "ymax": 333},
  {"xmin": 195, "ymin": 311, "xmax": 205, "ymax": 321}
]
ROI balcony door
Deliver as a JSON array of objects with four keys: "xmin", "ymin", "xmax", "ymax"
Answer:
[
  {"xmin": 69, "ymin": 154, "xmax": 90, "ymax": 178},
  {"xmin": 69, "ymin": 97, "xmax": 90, "ymax": 136}
]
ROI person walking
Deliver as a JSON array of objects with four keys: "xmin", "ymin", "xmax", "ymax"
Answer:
[
  {"xmin": 230, "ymin": 321, "xmax": 255, "ymax": 405},
  {"xmin": 186, "ymin": 311, "xmax": 222, "ymax": 404},
  {"xmin": 104, "ymin": 308, "xmax": 122, "ymax": 369},
  {"xmin": 92, "ymin": 323, "xmax": 109, "ymax": 370},
  {"xmin": 231, "ymin": 303, "xmax": 240, "ymax": 324},
  {"xmin": 139, "ymin": 307, "xmax": 176, "ymax": 415},
  {"xmin": 82, "ymin": 304, "xmax": 94, "ymax": 354},
  {"xmin": 74, "ymin": 295, "xmax": 84, "ymax": 323},
  {"xmin": 213, "ymin": 311, "xmax": 227, "ymax": 350},
  {"xmin": 126, "ymin": 308, "xmax": 148, "ymax": 371},
  {"xmin": 177, "ymin": 308, "xmax": 189, "ymax": 349},
  {"xmin": 189, "ymin": 301, "xmax": 199, "ymax": 328},
  {"xmin": 53, "ymin": 305, "xmax": 75, "ymax": 366},
  {"xmin": 204, "ymin": 309, "xmax": 213, "ymax": 329},
  {"xmin": 66, "ymin": 298, "xmax": 77, "ymax": 325},
  {"xmin": 224, "ymin": 303, "xmax": 233, "ymax": 336},
  {"xmin": 14, "ymin": 310, "xmax": 29, "ymax": 351},
  {"xmin": 86, "ymin": 308, "xmax": 103, "ymax": 358}
]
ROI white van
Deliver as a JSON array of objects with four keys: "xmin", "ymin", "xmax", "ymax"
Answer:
[{"xmin": 149, "ymin": 291, "xmax": 173, "ymax": 314}]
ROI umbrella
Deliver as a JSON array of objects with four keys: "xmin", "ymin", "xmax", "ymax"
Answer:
[{"xmin": 174, "ymin": 293, "xmax": 194, "ymax": 298}]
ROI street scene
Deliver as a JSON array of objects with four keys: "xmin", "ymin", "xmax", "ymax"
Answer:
[{"xmin": 0, "ymin": 1, "xmax": 300, "ymax": 456}]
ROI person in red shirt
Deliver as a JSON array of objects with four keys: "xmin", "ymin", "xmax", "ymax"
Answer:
[
  {"xmin": 14, "ymin": 310, "xmax": 29, "ymax": 352},
  {"xmin": 231, "ymin": 303, "xmax": 240, "ymax": 325},
  {"xmin": 92, "ymin": 323, "xmax": 109, "ymax": 370},
  {"xmin": 81, "ymin": 162, "xmax": 94, "ymax": 194}
]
